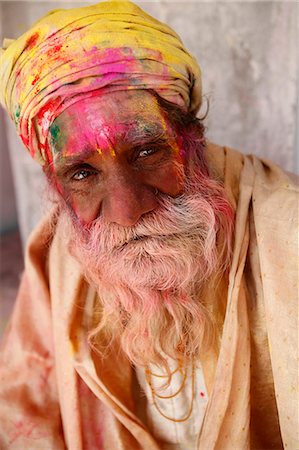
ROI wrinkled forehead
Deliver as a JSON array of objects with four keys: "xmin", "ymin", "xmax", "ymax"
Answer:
[
  {"xmin": 49, "ymin": 90, "xmax": 175, "ymax": 157},
  {"xmin": 54, "ymin": 91, "xmax": 162, "ymax": 129}
]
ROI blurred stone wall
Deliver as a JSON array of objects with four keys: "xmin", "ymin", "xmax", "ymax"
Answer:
[
  {"xmin": 0, "ymin": 101, "xmax": 18, "ymax": 234},
  {"xmin": 0, "ymin": 3, "xmax": 18, "ymax": 234},
  {"xmin": 0, "ymin": 0, "xmax": 298, "ymax": 246}
]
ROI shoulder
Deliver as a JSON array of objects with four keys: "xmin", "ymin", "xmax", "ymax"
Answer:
[
  {"xmin": 206, "ymin": 141, "xmax": 298, "ymax": 205},
  {"xmin": 250, "ymin": 153, "xmax": 298, "ymax": 192},
  {"xmin": 247, "ymin": 154, "xmax": 298, "ymax": 228},
  {"xmin": 24, "ymin": 206, "xmax": 59, "ymax": 284}
]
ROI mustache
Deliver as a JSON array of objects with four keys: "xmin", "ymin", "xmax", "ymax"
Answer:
[{"xmin": 79, "ymin": 192, "xmax": 216, "ymax": 253}]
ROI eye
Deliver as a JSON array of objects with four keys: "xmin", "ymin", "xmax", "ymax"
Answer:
[
  {"xmin": 72, "ymin": 168, "xmax": 95, "ymax": 181},
  {"xmin": 137, "ymin": 147, "xmax": 158, "ymax": 158}
]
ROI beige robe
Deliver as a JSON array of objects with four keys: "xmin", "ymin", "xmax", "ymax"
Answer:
[{"xmin": 0, "ymin": 144, "xmax": 298, "ymax": 449}]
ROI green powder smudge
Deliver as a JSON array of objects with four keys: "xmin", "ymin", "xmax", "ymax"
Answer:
[
  {"xmin": 14, "ymin": 104, "xmax": 21, "ymax": 125},
  {"xmin": 49, "ymin": 123, "xmax": 63, "ymax": 153}
]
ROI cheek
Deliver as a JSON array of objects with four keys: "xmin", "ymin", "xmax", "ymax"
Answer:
[
  {"xmin": 54, "ymin": 178, "xmax": 102, "ymax": 225},
  {"xmin": 154, "ymin": 158, "xmax": 185, "ymax": 197},
  {"xmin": 70, "ymin": 197, "xmax": 101, "ymax": 225}
]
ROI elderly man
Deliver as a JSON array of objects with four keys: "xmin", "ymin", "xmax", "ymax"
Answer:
[{"xmin": 0, "ymin": 2, "xmax": 297, "ymax": 449}]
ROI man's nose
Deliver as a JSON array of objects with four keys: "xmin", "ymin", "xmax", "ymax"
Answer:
[{"xmin": 101, "ymin": 171, "xmax": 159, "ymax": 227}]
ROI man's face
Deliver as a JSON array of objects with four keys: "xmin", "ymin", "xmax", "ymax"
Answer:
[
  {"xmin": 48, "ymin": 90, "xmax": 233, "ymax": 368},
  {"xmin": 50, "ymin": 90, "xmax": 186, "ymax": 225}
]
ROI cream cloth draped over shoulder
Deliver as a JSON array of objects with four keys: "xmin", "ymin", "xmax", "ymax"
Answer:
[{"xmin": 0, "ymin": 144, "xmax": 298, "ymax": 449}]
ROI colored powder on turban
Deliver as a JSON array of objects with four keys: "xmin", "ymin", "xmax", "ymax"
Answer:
[{"xmin": 0, "ymin": 1, "xmax": 201, "ymax": 165}]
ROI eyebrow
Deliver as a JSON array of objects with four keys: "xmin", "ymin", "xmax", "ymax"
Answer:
[
  {"xmin": 53, "ymin": 146, "xmax": 96, "ymax": 174},
  {"xmin": 123, "ymin": 120, "xmax": 171, "ymax": 146},
  {"xmin": 53, "ymin": 121, "xmax": 173, "ymax": 172}
]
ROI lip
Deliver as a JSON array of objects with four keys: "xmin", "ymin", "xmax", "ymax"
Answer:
[
  {"xmin": 128, "ymin": 232, "xmax": 175, "ymax": 244},
  {"xmin": 117, "ymin": 234, "xmax": 154, "ymax": 250},
  {"xmin": 132, "ymin": 235, "xmax": 149, "ymax": 241},
  {"xmin": 117, "ymin": 230, "xmax": 182, "ymax": 250}
]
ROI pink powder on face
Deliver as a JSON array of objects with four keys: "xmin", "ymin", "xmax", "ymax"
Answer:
[
  {"xmin": 52, "ymin": 90, "xmax": 176, "ymax": 160},
  {"xmin": 49, "ymin": 90, "xmax": 188, "ymax": 227}
]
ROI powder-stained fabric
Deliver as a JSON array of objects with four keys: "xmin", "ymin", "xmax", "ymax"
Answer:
[
  {"xmin": 0, "ymin": 144, "xmax": 297, "ymax": 449},
  {"xmin": 0, "ymin": 1, "xmax": 201, "ymax": 165}
]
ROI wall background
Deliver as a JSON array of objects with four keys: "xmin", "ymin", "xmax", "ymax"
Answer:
[{"xmin": 0, "ymin": 0, "xmax": 298, "ymax": 246}]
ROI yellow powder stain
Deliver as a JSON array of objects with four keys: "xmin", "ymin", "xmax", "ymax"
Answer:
[
  {"xmin": 97, "ymin": 144, "xmax": 115, "ymax": 157},
  {"xmin": 68, "ymin": 340, "xmax": 76, "ymax": 356},
  {"xmin": 109, "ymin": 146, "xmax": 116, "ymax": 157}
]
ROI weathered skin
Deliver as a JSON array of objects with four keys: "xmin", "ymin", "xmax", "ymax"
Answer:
[{"xmin": 50, "ymin": 90, "xmax": 186, "ymax": 226}]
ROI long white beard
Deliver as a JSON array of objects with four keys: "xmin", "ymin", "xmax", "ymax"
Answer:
[{"xmin": 65, "ymin": 168, "xmax": 233, "ymax": 369}]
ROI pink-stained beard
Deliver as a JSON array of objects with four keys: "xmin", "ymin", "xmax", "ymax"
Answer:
[{"xmin": 62, "ymin": 162, "xmax": 234, "ymax": 370}]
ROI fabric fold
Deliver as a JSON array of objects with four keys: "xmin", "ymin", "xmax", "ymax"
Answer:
[{"xmin": 0, "ymin": 144, "xmax": 297, "ymax": 448}]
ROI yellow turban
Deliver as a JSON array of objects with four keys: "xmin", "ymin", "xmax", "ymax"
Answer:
[{"xmin": 0, "ymin": 1, "xmax": 201, "ymax": 165}]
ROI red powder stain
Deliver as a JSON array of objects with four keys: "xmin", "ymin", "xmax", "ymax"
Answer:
[
  {"xmin": 38, "ymin": 366, "xmax": 52, "ymax": 390},
  {"xmin": 40, "ymin": 140, "xmax": 54, "ymax": 166},
  {"xmin": 200, "ymin": 391, "xmax": 205, "ymax": 397},
  {"xmin": 9, "ymin": 419, "xmax": 49, "ymax": 445},
  {"xmin": 46, "ymin": 43, "xmax": 63, "ymax": 58},
  {"xmin": 36, "ymin": 96, "xmax": 62, "ymax": 128},
  {"xmin": 25, "ymin": 32, "xmax": 39, "ymax": 49},
  {"xmin": 21, "ymin": 133, "xmax": 29, "ymax": 148},
  {"xmin": 31, "ymin": 74, "xmax": 40, "ymax": 86},
  {"xmin": 8, "ymin": 420, "xmax": 35, "ymax": 445}
]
